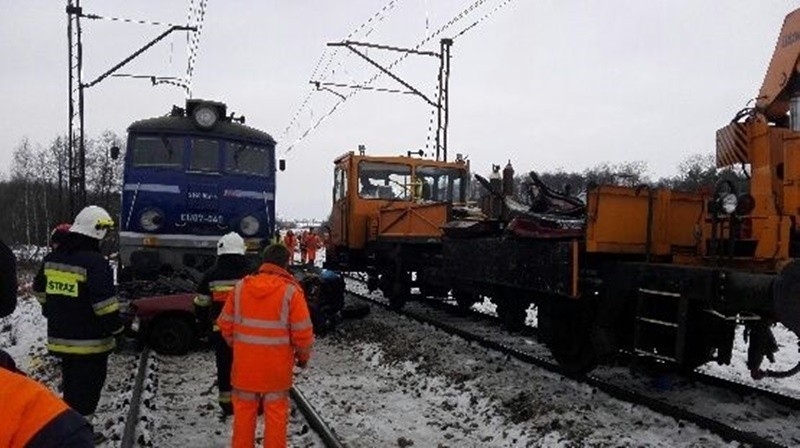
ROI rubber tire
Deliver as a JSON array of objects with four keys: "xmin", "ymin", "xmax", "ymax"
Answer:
[{"xmin": 148, "ymin": 316, "xmax": 194, "ymax": 355}]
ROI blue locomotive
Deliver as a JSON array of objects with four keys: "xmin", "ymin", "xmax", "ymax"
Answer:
[{"xmin": 119, "ymin": 99, "xmax": 279, "ymax": 279}]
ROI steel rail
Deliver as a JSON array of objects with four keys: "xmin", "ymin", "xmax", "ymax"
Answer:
[
  {"xmin": 291, "ymin": 386, "xmax": 345, "ymax": 448},
  {"xmin": 121, "ymin": 347, "xmax": 151, "ymax": 448},
  {"xmin": 344, "ymin": 277, "xmax": 794, "ymax": 448}
]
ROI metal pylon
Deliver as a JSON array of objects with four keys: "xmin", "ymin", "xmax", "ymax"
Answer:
[{"xmin": 67, "ymin": 0, "xmax": 86, "ymax": 218}]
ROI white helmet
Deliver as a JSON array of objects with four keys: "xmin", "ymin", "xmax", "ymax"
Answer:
[
  {"xmin": 71, "ymin": 205, "xmax": 114, "ymax": 240},
  {"xmin": 217, "ymin": 232, "xmax": 246, "ymax": 255}
]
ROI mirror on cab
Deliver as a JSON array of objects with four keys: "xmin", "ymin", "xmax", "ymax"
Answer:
[
  {"xmin": 110, "ymin": 146, "xmax": 120, "ymax": 160},
  {"xmin": 279, "ymin": 159, "xmax": 286, "ymax": 172}
]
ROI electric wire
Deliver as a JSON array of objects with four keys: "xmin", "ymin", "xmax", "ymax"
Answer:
[
  {"xmin": 280, "ymin": 0, "xmax": 400, "ymax": 142},
  {"xmin": 284, "ymin": 0, "xmax": 493, "ymax": 153},
  {"xmin": 451, "ymin": 0, "xmax": 516, "ymax": 41},
  {"xmin": 81, "ymin": 13, "xmax": 187, "ymax": 28}
]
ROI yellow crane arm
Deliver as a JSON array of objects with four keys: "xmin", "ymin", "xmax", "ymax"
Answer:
[{"xmin": 756, "ymin": 8, "xmax": 800, "ymax": 121}]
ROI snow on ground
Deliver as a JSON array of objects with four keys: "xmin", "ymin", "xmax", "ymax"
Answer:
[{"xmin": 298, "ymin": 299, "xmax": 738, "ymax": 447}]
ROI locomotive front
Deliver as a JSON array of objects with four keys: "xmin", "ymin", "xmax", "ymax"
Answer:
[{"xmin": 119, "ymin": 99, "xmax": 277, "ymax": 279}]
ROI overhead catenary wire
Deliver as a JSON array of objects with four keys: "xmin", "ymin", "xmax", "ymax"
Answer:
[
  {"xmin": 81, "ymin": 13, "xmax": 188, "ymax": 28},
  {"xmin": 280, "ymin": 0, "xmax": 401, "ymax": 142},
  {"xmin": 283, "ymin": 0, "xmax": 496, "ymax": 154},
  {"xmin": 185, "ymin": 0, "xmax": 209, "ymax": 97}
]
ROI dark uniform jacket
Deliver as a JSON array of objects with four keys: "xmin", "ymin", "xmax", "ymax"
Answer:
[
  {"xmin": 193, "ymin": 255, "xmax": 253, "ymax": 332},
  {"xmin": 0, "ymin": 238, "xmax": 17, "ymax": 318},
  {"xmin": 33, "ymin": 237, "xmax": 123, "ymax": 355}
]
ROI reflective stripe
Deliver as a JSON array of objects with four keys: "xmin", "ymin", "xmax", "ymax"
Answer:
[
  {"xmin": 193, "ymin": 294, "xmax": 212, "ymax": 307},
  {"xmin": 233, "ymin": 333, "xmax": 290, "ymax": 345},
  {"xmin": 232, "ymin": 389, "xmax": 258, "ymax": 401},
  {"xmin": 232, "ymin": 389, "xmax": 288, "ymax": 402},
  {"xmin": 219, "ymin": 391, "xmax": 232, "ymax": 403},
  {"xmin": 209, "ymin": 280, "xmax": 238, "ymax": 289},
  {"xmin": 233, "ymin": 281, "xmax": 243, "ymax": 324},
  {"xmin": 93, "ymin": 297, "xmax": 120, "ymax": 315},
  {"xmin": 262, "ymin": 390, "xmax": 289, "ymax": 402},
  {"xmin": 290, "ymin": 318, "xmax": 313, "ymax": 331},
  {"xmin": 279, "ymin": 285, "xmax": 295, "ymax": 325},
  {"xmin": 239, "ymin": 316, "xmax": 287, "ymax": 329},
  {"xmin": 47, "ymin": 337, "xmax": 115, "ymax": 354},
  {"xmin": 218, "ymin": 312, "xmax": 234, "ymax": 322},
  {"xmin": 232, "ymin": 283, "xmax": 294, "ymax": 329},
  {"xmin": 44, "ymin": 262, "xmax": 88, "ymax": 278},
  {"xmin": 112, "ymin": 326, "xmax": 125, "ymax": 335},
  {"xmin": 212, "ymin": 324, "xmax": 220, "ymax": 332}
]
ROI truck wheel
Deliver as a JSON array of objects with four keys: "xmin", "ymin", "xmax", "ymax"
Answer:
[{"xmin": 148, "ymin": 316, "xmax": 194, "ymax": 355}]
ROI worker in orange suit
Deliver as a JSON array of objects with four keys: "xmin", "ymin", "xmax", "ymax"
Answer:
[
  {"xmin": 0, "ymin": 368, "xmax": 94, "ymax": 447},
  {"xmin": 282, "ymin": 230, "xmax": 297, "ymax": 264},
  {"xmin": 217, "ymin": 243, "xmax": 314, "ymax": 448},
  {"xmin": 304, "ymin": 228, "xmax": 320, "ymax": 266},
  {"xmin": 298, "ymin": 230, "xmax": 309, "ymax": 264}
]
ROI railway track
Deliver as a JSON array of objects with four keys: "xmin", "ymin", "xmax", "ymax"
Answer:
[
  {"xmin": 344, "ymin": 275, "xmax": 800, "ymax": 448},
  {"xmin": 117, "ymin": 347, "xmax": 344, "ymax": 448}
]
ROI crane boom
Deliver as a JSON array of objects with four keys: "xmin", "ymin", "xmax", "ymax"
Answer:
[{"xmin": 756, "ymin": 8, "xmax": 800, "ymax": 121}]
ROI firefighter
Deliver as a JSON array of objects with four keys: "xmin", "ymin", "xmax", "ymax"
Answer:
[
  {"xmin": 32, "ymin": 205, "xmax": 123, "ymax": 442},
  {"xmin": 282, "ymin": 230, "xmax": 297, "ymax": 264},
  {"xmin": 217, "ymin": 244, "xmax": 314, "ymax": 448},
  {"xmin": 193, "ymin": 232, "xmax": 254, "ymax": 417},
  {"xmin": 304, "ymin": 228, "xmax": 321, "ymax": 266}
]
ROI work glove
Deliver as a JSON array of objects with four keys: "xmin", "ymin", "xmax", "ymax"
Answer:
[{"xmin": 296, "ymin": 358, "xmax": 308, "ymax": 369}]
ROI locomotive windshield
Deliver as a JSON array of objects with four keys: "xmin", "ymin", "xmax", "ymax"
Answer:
[
  {"xmin": 358, "ymin": 161, "xmax": 412, "ymax": 200},
  {"xmin": 131, "ymin": 136, "xmax": 184, "ymax": 168},
  {"xmin": 189, "ymin": 138, "xmax": 220, "ymax": 172},
  {"xmin": 226, "ymin": 143, "xmax": 271, "ymax": 176},
  {"xmin": 416, "ymin": 166, "xmax": 466, "ymax": 202},
  {"xmin": 129, "ymin": 133, "xmax": 272, "ymax": 177}
]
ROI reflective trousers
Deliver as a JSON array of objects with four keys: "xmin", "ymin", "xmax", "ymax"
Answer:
[{"xmin": 232, "ymin": 389, "xmax": 289, "ymax": 448}]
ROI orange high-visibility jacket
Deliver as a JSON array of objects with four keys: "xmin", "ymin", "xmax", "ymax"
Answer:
[
  {"xmin": 217, "ymin": 263, "xmax": 314, "ymax": 392},
  {"xmin": 305, "ymin": 234, "xmax": 320, "ymax": 256},
  {"xmin": 0, "ymin": 368, "xmax": 90, "ymax": 447}
]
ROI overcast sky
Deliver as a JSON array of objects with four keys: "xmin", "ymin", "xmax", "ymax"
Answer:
[{"xmin": 0, "ymin": 1, "xmax": 796, "ymax": 219}]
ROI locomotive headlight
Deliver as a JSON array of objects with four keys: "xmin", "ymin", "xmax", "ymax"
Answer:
[
  {"xmin": 192, "ymin": 105, "xmax": 218, "ymax": 129},
  {"xmin": 721, "ymin": 193, "xmax": 738, "ymax": 215},
  {"xmin": 139, "ymin": 209, "xmax": 164, "ymax": 231},
  {"xmin": 239, "ymin": 215, "xmax": 260, "ymax": 236}
]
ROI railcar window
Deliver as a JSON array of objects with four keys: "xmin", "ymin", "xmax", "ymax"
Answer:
[
  {"xmin": 131, "ymin": 136, "xmax": 184, "ymax": 168},
  {"xmin": 190, "ymin": 138, "xmax": 220, "ymax": 172},
  {"xmin": 416, "ymin": 166, "xmax": 466, "ymax": 202},
  {"xmin": 357, "ymin": 161, "xmax": 412, "ymax": 200},
  {"xmin": 333, "ymin": 166, "xmax": 347, "ymax": 202},
  {"xmin": 225, "ymin": 143, "xmax": 270, "ymax": 176}
]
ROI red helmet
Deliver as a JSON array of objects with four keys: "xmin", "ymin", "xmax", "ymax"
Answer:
[{"xmin": 50, "ymin": 223, "xmax": 71, "ymax": 247}]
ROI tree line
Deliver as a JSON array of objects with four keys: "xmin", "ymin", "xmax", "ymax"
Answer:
[{"xmin": 0, "ymin": 132, "xmax": 124, "ymax": 257}]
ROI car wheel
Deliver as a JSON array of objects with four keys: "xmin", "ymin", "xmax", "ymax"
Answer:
[{"xmin": 148, "ymin": 316, "xmax": 194, "ymax": 355}]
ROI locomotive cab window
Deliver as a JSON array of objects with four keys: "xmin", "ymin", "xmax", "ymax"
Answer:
[
  {"xmin": 131, "ymin": 135, "xmax": 184, "ymax": 168},
  {"xmin": 416, "ymin": 166, "xmax": 466, "ymax": 202},
  {"xmin": 333, "ymin": 166, "xmax": 347, "ymax": 202},
  {"xmin": 357, "ymin": 161, "xmax": 412, "ymax": 201},
  {"xmin": 189, "ymin": 138, "xmax": 220, "ymax": 173},
  {"xmin": 225, "ymin": 143, "xmax": 270, "ymax": 176}
]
